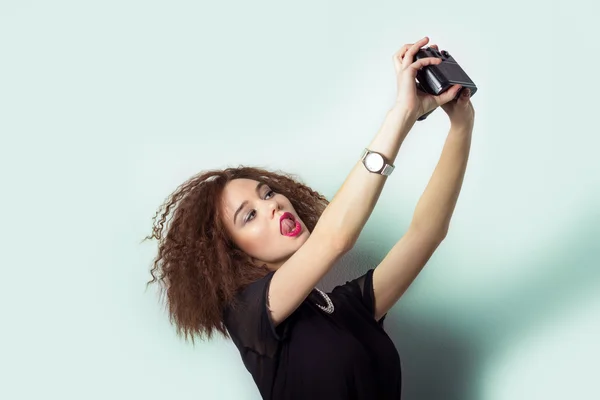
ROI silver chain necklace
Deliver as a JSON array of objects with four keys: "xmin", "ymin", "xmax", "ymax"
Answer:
[{"xmin": 313, "ymin": 287, "xmax": 334, "ymax": 314}]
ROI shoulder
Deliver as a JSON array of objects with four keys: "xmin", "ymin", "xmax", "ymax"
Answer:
[{"xmin": 223, "ymin": 271, "xmax": 290, "ymax": 356}]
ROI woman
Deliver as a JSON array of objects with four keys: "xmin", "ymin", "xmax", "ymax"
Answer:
[{"xmin": 145, "ymin": 36, "xmax": 475, "ymax": 399}]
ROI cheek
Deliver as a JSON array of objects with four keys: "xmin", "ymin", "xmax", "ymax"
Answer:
[
  {"xmin": 237, "ymin": 222, "xmax": 274, "ymax": 251},
  {"xmin": 250, "ymin": 220, "xmax": 274, "ymax": 240}
]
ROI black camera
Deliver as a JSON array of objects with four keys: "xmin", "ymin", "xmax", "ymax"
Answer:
[{"xmin": 414, "ymin": 47, "xmax": 477, "ymax": 121}]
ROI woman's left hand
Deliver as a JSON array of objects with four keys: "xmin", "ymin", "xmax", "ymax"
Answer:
[
  {"xmin": 426, "ymin": 45, "xmax": 475, "ymax": 131},
  {"xmin": 440, "ymin": 87, "xmax": 475, "ymax": 131}
]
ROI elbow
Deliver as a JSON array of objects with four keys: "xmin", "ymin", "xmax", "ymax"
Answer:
[
  {"xmin": 408, "ymin": 223, "xmax": 448, "ymax": 243},
  {"xmin": 313, "ymin": 222, "xmax": 356, "ymax": 254},
  {"xmin": 435, "ymin": 225, "xmax": 449, "ymax": 241},
  {"xmin": 334, "ymin": 233, "xmax": 356, "ymax": 254}
]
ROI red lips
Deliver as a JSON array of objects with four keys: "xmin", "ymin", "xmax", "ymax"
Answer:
[
  {"xmin": 280, "ymin": 212, "xmax": 296, "ymax": 235},
  {"xmin": 280, "ymin": 212, "xmax": 294, "ymax": 223}
]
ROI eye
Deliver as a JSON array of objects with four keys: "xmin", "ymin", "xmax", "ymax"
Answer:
[{"xmin": 245, "ymin": 190, "xmax": 275, "ymax": 223}]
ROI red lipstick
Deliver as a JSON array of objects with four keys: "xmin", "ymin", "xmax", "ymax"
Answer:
[{"xmin": 280, "ymin": 212, "xmax": 302, "ymax": 237}]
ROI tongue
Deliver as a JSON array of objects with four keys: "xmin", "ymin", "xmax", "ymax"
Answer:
[{"xmin": 281, "ymin": 219, "xmax": 295, "ymax": 235}]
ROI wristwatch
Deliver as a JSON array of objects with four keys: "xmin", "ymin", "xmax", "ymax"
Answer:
[{"xmin": 360, "ymin": 148, "xmax": 395, "ymax": 176}]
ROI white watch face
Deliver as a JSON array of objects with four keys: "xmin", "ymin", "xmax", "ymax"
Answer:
[{"xmin": 365, "ymin": 152, "xmax": 384, "ymax": 172}]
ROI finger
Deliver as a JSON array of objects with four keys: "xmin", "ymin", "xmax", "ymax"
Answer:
[
  {"xmin": 393, "ymin": 37, "xmax": 433, "ymax": 71},
  {"xmin": 402, "ymin": 36, "xmax": 430, "ymax": 69},
  {"xmin": 406, "ymin": 56, "xmax": 442, "ymax": 75},
  {"xmin": 394, "ymin": 37, "xmax": 430, "ymax": 62},
  {"xmin": 394, "ymin": 43, "xmax": 412, "ymax": 61},
  {"xmin": 393, "ymin": 43, "xmax": 413, "ymax": 71},
  {"xmin": 458, "ymin": 88, "xmax": 471, "ymax": 104},
  {"xmin": 430, "ymin": 44, "xmax": 439, "ymax": 50},
  {"xmin": 435, "ymin": 84, "xmax": 463, "ymax": 105}
]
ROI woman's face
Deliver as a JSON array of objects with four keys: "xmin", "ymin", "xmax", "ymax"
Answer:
[{"xmin": 220, "ymin": 178, "xmax": 310, "ymax": 271}]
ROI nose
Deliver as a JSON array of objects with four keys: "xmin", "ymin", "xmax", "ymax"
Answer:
[{"xmin": 268, "ymin": 198, "xmax": 281, "ymax": 219}]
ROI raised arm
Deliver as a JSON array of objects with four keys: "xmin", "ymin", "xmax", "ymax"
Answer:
[
  {"xmin": 268, "ymin": 37, "xmax": 464, "ymax": 326},
  {"xmin": 318, "ymin": 36, "xmax": 465, "ymax": 249},
  {"xmin": 410, "ymin": 125, "xmax": 473, "ymax": 237},
  {"xmin": 267, "ymin": 101, "xmax": 416, "ymax": 326},
  {"xmin": 371, "ymin": 88, "xmax": 475, "ymax": 322},
  {"xmin": 321, "ymin": 104, "xmax": 414, "ymax": 248}
]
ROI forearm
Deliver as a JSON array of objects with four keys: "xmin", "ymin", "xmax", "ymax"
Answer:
[
  {"xmin": 410, "ymin": 126, "xmax": 473, "ymax": 239},
  {"xmin": 319, "ymin": 104, "xmax": 415, "ymax": 249}
]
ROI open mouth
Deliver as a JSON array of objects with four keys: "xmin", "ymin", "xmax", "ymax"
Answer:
[{"xmin": 280, "ymin": 213, "xmax": 301, "ymax": 236}]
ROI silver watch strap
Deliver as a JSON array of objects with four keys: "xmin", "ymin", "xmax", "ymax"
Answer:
[{"xmin": 380, "ymin": 163, "xmax": 394, "ymax": 176}]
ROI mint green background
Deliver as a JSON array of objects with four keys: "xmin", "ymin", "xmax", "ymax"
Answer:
[{"xmin": 1, "ymin": 1, "xmax": 599, "ymax": 399}]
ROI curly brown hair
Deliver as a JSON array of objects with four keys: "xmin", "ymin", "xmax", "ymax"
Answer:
[{"xmin": 142, "ymin": 165, "xmax": 330, "ymax": 344}]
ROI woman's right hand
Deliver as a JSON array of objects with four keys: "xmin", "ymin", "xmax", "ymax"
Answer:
[{"xmin": 393, "ymin": 37, "xmax": 463, "ymax": 121}]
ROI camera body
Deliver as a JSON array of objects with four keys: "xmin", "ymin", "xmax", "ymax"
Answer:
[{"xmin": 414, "ymin": 47, "xmax": 477, "ymax": 121}]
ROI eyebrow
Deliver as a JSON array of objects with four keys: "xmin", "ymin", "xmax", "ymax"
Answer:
[{"xmin": 233, "ymin": 182, "xmax": 266, "ymax": 226}]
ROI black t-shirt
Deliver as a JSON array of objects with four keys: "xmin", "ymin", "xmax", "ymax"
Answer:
[{"xmin": 223, "ymin": 269, "xmax": 402, "ymax": 399}]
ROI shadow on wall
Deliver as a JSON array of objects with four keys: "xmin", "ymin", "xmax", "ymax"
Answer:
[{"xmin": 318, "ymin": 197, "xmax": 600, "ymax": 400}]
